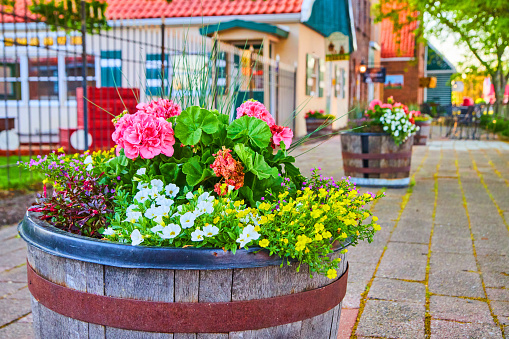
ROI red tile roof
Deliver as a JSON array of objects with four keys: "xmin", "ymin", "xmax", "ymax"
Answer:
[
  {"xmin": 380, "ymin": 11, "xmax": 418, "ymax": 58},
  {"xmin": 1, "ymin": 0, "xmax": 304, "ymax": 23}
]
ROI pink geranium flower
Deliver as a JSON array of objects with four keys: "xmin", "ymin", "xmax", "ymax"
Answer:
[
  {"xmin": 112, "ymin": 112, "xmax": 175, "ymax": 160},
  {"xmin": 236, "ymin": 100, "xmax": 276, "ymax": 127},
  {"xmin": 381, "ymin": 103, "xmax": 393, "ymax": 109},
  {"xmin": 136, "ymin": 99, "xmax": 182, "ymax": 120},
  {"xmin": 270, "ymin": 125, "xmax": 293, "ymax": 149},
  {"xmin": 369, "ymin": 99, "xmax": 383, "ymax": 111}
]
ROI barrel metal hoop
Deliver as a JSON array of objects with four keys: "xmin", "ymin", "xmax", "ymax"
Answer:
[
  {"xmin": 341, "ymin": 151, "xmax": 412, "ymax": 160},
  {"xmin": 27, "ymin": 262, "xmax": 349, "ymax": 333},
  {"xmin": 343, "ymin": 165, "xmax": 411, "ymax": 174}
]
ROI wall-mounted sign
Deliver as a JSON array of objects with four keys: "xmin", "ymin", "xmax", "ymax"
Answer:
[
  {"xmin": 363, "ymin": 67, "xmax": 386, "ymax": 83},
  {"xmin": 419, "ymin": 77, "xmax": 437, "ymax": 88},
  {"xmin": 325, "ymin": 32, "xmax": 350, "ymax": 62},
  {"xmin": 385, "ymin": 75, "xmax": 404, "ymax": 89}
]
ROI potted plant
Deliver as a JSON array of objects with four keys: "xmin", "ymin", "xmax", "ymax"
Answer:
[
  {"xmin": 305, "ymin": 109, "xmax": 335, "ymax": 135},
  {"xmin": 343, "ymin": 96, "xmax": 418, "ymax": 188},
  {"xmin": 412, "ymin": 111, "xmax": 432, "ymax": 145},
  {"xmin": 19, "ymin": 99, "xmax": 383, "ymax": 337}
]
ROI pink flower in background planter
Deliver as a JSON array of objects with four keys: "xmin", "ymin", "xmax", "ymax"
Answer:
[
  {"xmin": 393, "ymin": 102, "xmax": 409, "ymax": 114},
  {"xmin": 368, "ymin": 99, "xmax": 383, "ymax": 110},
  {"xmin": 136, "ymin": 99, "xmax": 182, "ymax": 120},
  {"xmin": 236, "ymin": 100, "xmax": 275, "ymax": 127},
  {"xmin": 112, "ymin": 112, "xmax": 175, "ymax": 160},
  {"xmin": 270, "ymin": 125, "xmax": 293, "ymax": 149},
  {"xmin": 381, "ymin": 103, "xmax": 393, "ymax": 109}
]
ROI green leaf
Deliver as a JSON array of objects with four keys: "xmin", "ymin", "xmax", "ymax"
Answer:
[
  {"xmin": 239, "ymin": 186, "xmax": 255, "ymax": 206},
  {"xmin": 234, "ymin": 144, "xmax": 278, "ymax": 180},
  {"xmin": 284, "ymin": 162, "xmax": 301, "ymax": 178},
  {"xmin": 160, "ymin": 163, "xmax": 178, "ymax": 182},
  {"xmin": 175, "ymin": 106, "xmax": 220, "ymax": 146},
  {"xmin": 182, "ymin": 156, "xmax": 214, "ymax": 186},
  {"xmin": 227, "ymin": 116, "xmax": 272, "ymax": 149}
]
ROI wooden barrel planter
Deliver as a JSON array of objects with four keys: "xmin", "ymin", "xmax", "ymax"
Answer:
[
  {"xmin": 306, "ymin": 119, "xmax": 333, "ymax": 135},
  {"xmin": 340, "ymin": 132, "xmax": 413, "ymax": 188},
  {"xmin": 414, "ymin": 120, "xmax": 431, "ymax": 145},
  {"xmin": 20, "ymin": 212, "xmax": 349, "ymax": 338}
]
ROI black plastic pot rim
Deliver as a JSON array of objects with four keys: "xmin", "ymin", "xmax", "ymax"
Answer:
[{"xmin": 19, "ymin": 212, "xmax": 351, "ymax": 270}]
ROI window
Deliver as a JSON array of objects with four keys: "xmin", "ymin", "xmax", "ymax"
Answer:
[
  {"xmin": 334, "ymin": 66, "xmax": 346, "ymax": 99},
  {"xmin": 146, "ymin": 53, "xmax": 169, "ymax": 97},
  {"xmin": 171, "ymin": 53, "xmax": 211, "ymax": 94},
  {"xmin": 215, "ymin": 51, "xmax": 228, "ymax": 95},
  {"xmin": 100, "ymin": 51, "xmax": 122, "ymax": 87},
  {"xmin": 65, "ymin": 55, "xmax": 96, "ymax": 100},
  {"xmin": 0, "ymin": 57, "xmax": 21, "ymax": 101},
  {"xmin": 306, "ymin": 54, "xmax": 318, "ymax": 96},
  {"xmin": 28, "ymin": 57, "xmax": 59, "ymax": 100}
]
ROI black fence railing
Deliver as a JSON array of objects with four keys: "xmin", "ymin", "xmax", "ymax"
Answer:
[{"xmin": 0, "ymin": 2, "xmax": 297, "ymax": 189}]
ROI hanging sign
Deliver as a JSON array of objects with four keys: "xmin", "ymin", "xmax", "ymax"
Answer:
[
  {"xmin": 363, "ymin": 67, "xmax": 386, "ymax": 83},
  {"xmin": 325, "ymin": 32, "xmax": 350, "ymax": 61}
]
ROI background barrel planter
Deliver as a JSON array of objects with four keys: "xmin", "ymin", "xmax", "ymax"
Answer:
[
  {"xmin": 306, "ymin": 118, "xmax": 333, "ymax": 136},
  {"xmin": 20, "ymin": 212, "xmax": 349, "ymax": 339},
  {"xmin": 414, "ymin": 120, "xmax": 431, "ymax": 145},
  {"xmin": 340, "ymin": 132, "xmax": 413, "ymax": 188}
]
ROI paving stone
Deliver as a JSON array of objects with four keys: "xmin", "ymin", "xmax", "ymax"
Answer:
[
  {"xmin": 347, "ymin": 262, "xmax": 376, "ymax": 284},
  {"xmin": 342, "ymin": 281, "xmax": 368, "ymax": 309},
  {"xmin": 486, "ymin": 288, "xmax": 509, "ymax": 301},
  {"xmin": 0, "ymin": 282, "xmax": 27, "ymax": 299},
  {"xmin": 0, "ymin": 297, "xmax": 31, "ymax": 326},
  {"xmin": 356, "ymin": 300, "xmax": 425, "ymax": 339},
  {"xmin": 376, "ymin": 242, "xmax": 428, "ymax": 281},
  {"xmin": 337, "ymin": 308, "xmax": 358, "ymax": 339},
  {"xmin": 368, "ymin": 278, "xmax": 425, "ymax": 303},
  {"xmin": 430, "ymin": 320, "xmax": 503, "ymax": 339},
  {"xmin": 430, "ymin": 252, "xmax": 478, "ymax": 272},
  {"xmin": 17, "ymin": 313, "xmax": 32, "ymax": 323},
  {"xmin": 429, "ymin": 270, "xmax": 484, "ymax": 299},
  {"xmin": 491, "ymin": 301, "xmax": 509, "ymax": 325},
  {"xmin": 0, "ymin": 248, "xmax": 28, "ymax": 272},
  {"xmin": 0, "ymin": 264, "xmax": 28, "ymax": 283},
  {"xmin": 0, "ymin": 322, "xmax": 34, "ymax": 339},
  {"xmin": 430, "ymin": 295, "xmax": 495, "ymax": 324},
  {"xmin": 6, "ymin": 287, "xmax": 30, "ymax": 301},
  {"xmin": 0, "ymin": 237, "xmax": 27, "ymax": 256},
  {"xmin": 0, "ymin": 225, "xmax": 19, "ymax": 241}
]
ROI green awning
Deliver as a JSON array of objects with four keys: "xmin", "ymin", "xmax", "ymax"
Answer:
[
  {"xmin": 303, "ymin": 0, "xmax": 356, "ymax": 52},
  {"xmin": 200, "ymin": 19, "xmax": 289, "ymax": 39}
]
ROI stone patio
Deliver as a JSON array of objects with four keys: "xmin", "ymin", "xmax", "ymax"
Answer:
[{"xmin": 0, "ymin": 137, "xmax": 508, "ymax": 338}]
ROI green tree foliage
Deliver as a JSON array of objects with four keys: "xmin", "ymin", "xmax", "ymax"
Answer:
[{"xmin": 375, "ymin": 0, "xmax": 509, "ymax": 114}]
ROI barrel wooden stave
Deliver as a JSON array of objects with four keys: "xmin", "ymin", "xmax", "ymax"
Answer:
[
  {"xmin": 341, "ymin": 133, "xmax": 413, "ymax": 181},
  {"xmin": 414, "ymin": 121, "xmax": 431, "ymax": 145},
  {"xmin": 306, "ymin": 119, "xmax": 333, "ymax": 135},
  {"xmin": 27, "ymin": 245, "xmax": 347, "ymax": 339}
]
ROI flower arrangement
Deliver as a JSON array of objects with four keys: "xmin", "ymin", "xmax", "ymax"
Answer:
[
  {"xmin": 360, "ymin": 96, "xmax": 419, "ymax": 145},
  {"xmin": 305, "ymin": 109, "xmax": 335, "ymax": 120},
  {"xmin": 412, "ymin": 110, "xmax": 432, "ymax": 122},
  {"xmin": 21, "ymin": 99, "xmax": 383, "ymax": 278}
]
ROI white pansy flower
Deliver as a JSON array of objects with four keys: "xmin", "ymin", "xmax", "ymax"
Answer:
[
  {"xmin": 155, "ymin": 196, "xmax": 174, "ymax": 207},
  {"xmin": 134, "ymin": 189, "xmax": 151, "ymax": 203},
  {"xmin": 236, "ymin": 224, "xmax": 260, "ymax": 247},
  {"xmin": 228, "ymin": 185, "xmax": 235, "ymax": 192},
  {"xmin": 197, "ymin": 192, "xmax": 214, "ymax": 204},
  {"xmin": 147, "ymin": 187, "xmax": 160, "ymax": 199},
  {"xmin": 195, "ymin": 200, "xmax": 214, "ymax": 216},
  {"xmin": 383, "ymin": 126, "xmax": 388, "ymax": 131},
  {"xmin": 144, "ymin": 205, "xmax": 160, "ymax": 220},
  {"xmin": 186, "ymin": 192, "xmax": 194, "ymax": 200},
  {"xmin": 125, "ymin": 211, "xmax": 142, "ymax": 223},
  {"xmin": 177, "ymin": 205, "xmax": 184, "ymax": 212},
  {"xmin": 86, "ymin": 164, "xmax": 93, "ymax": 171},
  {"xmin": 191, "ymin": 229, "xmax": 205, "ymax": 242},
  {"xmin": 136, "ymin": 168, "xmax": 146, "ymax": 175},
  {"xmin": 161, "ymin": 223, "xmax": 181, "ymax": 239},
  {"xmin": 103, "ymin": 227, "xmax": 116, "ymax": 236},
  {"xmin": 150, "ymin": 179, "xmax": 164, "ymax": 192},
  {"xmin": 137, "ymin": 182, "xmax": 149, "ymax": 191},
  {"xmin": 203, "ymin": 224, "xmax": 219, "ymax": 237},
  {"xmin": 151, "ymin": 224, "xmax": 165, "ymax": 233},
  {"xmin": 165, "ymin": 184, "xmax": 180, "ymax": 198},
  {"xmin": 130, "ymin": 229, "xmax": 144, "ymax": 246},
  {"xmin": 394, "ymin": 130, "xmax": 399, "ymax": 137},
  {"xmin": 83, "ymin": 155, "xmax": 93, "ymax": 165},
  {"xmin": 180, "ymin": 212, "xmax": 196, "ymax": 229}
]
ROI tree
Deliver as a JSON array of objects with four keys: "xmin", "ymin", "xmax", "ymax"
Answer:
[{"xmin": 375, "ymin": 0, "xmax": 509, "ymax": 114}]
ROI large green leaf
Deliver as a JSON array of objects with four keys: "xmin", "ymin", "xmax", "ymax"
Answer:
[
  {"xmin": 182, "ymin": 156, "xmax": 214, "ymax": 186},
  {"xmin": 175, "ymin": 106, "xmax": 220, "ymax": 146},
  {"xmin": 234, "ymin": 144, "xmax": 278, "ymax": 180},
  {"xmin": 227, "ymin": 116, "xmax": 272, "ymax": 149},
  {"xmin": 160, "ymin": 163, "xmax": 178, "ymax": 183}
]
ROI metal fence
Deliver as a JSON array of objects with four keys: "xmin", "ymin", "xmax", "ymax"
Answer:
[{"xmin": 0, "ymin": 2, "xmax": 297, "ymax": 188}]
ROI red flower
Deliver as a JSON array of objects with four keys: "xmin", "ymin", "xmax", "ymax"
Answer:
[{"xmin": 210, "ymin": 147, "xmax": 245, "ymax": 195}]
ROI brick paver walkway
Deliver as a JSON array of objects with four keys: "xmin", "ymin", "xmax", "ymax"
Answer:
[{"xmin": 0, "ymin": 137, "xmax": 508, "ymax": 338}]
